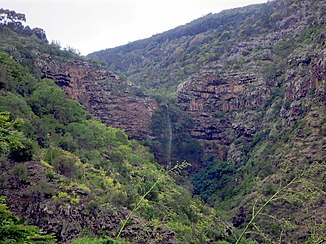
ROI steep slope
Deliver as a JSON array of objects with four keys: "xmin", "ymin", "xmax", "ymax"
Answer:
[
  {"xmin": 0, "ymin": 9, "xmax": 156, "ymax": 140},
  {"xmin": 35, "ymin": 56, "xmax": 157, "ymax": 140},
  {"xmin": 89, "ymin": 0, "xmax": 324, "ymax": 93},
  {"xmin": 90, "ymin": 0, "xmax": 326, "ymax": 243},
  {"xmin": 0, "ymin": 11, "xmax": 226, "ymax": 244}
]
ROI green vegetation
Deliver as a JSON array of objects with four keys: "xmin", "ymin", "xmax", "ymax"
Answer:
[
  {"xmin": 191, "ymin": 158, "xmax": 236, "ymax": 204},
  {"xmin": 0, "ymin": 48, "xmax": 221, "ymax": 243},
  {"xmin": 89, "ymin": 0, "xmax": 324, "ymax": 95},
  {"xmin": 0, "ymin": 196, "xmax": 55, "ymax": 243},
  {"xmin": 90, "ymin": 0, "xmax": 325, "ymax": 242},
  {"xmin": 1, "ymin": 0, "xmax": 325, "ymax": 243},
  {"xmin": 72, "ymin": 236, "xmax": 123, "ymax": 244}
]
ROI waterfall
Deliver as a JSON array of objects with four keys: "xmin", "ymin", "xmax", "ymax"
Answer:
[{"xmin": 166, "ymin": 104, "xmax": 172, "ymax": 164}]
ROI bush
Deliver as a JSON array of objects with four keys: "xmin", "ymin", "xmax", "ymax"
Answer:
[
  {"xmin": 45, "ymin": 148, "xmax": 79, "ymax": 178},
  {"xmin": 86, "ymin": 200, "xmax": 99, "ymax": 214},
  {"xmin": 11, "ymin": 163, "xmax": 28, "ymax": 182},
  {"xmin": 29, "ymin": 79, "xmax": 87, "ymax": 124},
  {"xmin": 26, "ymin": 180, "xmax": 56, "ymax": 200},
  {"xmin": 72, "ymin": 237, "xmax": 123, "ymax": 244},
  {"xmin": 8, "ymin": 138, "xmax": 34, "ymax": 162},
  {"xmin": 0, "ymin": 195, "xmax": 55, "ymax": 243},
  {"xmin": 191, "ymin": 159, "xmax": 236, "ymax": 203},
  {"xmin": 0, "ymin": 112, "xmax": 35, "ymax": 161}
]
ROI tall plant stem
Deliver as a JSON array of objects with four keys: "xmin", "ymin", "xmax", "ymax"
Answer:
[
  {"xmin": 236, "ymin": 178, "xmax": 296, "ymax": 244},
  {"xmin": 116, "ymin": 179, "xmax": 160, "ymax": 239},
  {"xmin": 115, "ymin": 162, "xmax": 188, "ymax": 240}
]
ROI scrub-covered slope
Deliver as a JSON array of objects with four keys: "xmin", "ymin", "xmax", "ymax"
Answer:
[
  {"xmin": 0, "ymin": 11, "xmax": 225, "ymax": 244},
  {"xmin": 90, "ymin": 0, "xmax": 326, "ymax": 243}
]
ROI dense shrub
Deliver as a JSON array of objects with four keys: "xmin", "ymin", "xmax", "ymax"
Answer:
[
  {"xmin": 8, "ymin": 138, "xmax": 34, "ymax": 162},
  {"xmin": 11, "ymin": 163, "xmax": 28, "ymax": 182},
  {"xmin": 191, "ymin": 158, "xmax": 236, "ymax": 204},
  {"xmin": 25, "ymin": 180, "xmax": 57, "ymax": 200},
  {"xmin": 45, "ymin": 148, "xmax": 79, "ymax": 178},
  {"xmin": 29, "ymin": 79, "xmax": 88, "ymax": 125}
]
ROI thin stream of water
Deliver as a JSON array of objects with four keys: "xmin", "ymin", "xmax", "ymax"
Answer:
[{"xmin": 166, "ymin": 104, "xmax": 172, "ymax": 164}]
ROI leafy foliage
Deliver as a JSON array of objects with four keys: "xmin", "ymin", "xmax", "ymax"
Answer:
[
  {"xmin": 0, "ymin": 47, "xmax": 221, "ymax": 243},
  {"xmin": 0, "ymin": 111, "xmax": 34, "ymax": 161},
  {"xmin": 72, "ymin": 236, "xmax": 123, "ymax": 244},
  {"xmin": 1, "ymin": 1, "xmax": 325, "ymax": 242},
  {"xmin": 191, "ymin": 158, "xmax": 236, "ymax": 204},
  {"xmin": 87, "ymin": 0, "xmax": 326, "ymax": 242},
  {"xmin": 0, "ymin": 196, "xmax": 55, "ymax": 243},
  {"xmin": 29, "ymin": 79, "xmax": 88, "ymax": 124}
]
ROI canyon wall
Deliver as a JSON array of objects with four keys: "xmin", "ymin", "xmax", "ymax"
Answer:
[{"xmin": 36, "ymin": 56, "xmax": 157, "ymax": 140}]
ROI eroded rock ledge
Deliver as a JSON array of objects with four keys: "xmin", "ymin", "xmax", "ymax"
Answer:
[{"xmin": 36, "ymin": 56, "xmax": 158, "ymax": 140}]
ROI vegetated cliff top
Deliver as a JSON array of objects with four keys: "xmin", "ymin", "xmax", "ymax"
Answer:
[
  {"xmin": 1, "ymin": 2, "xmax": 325, "ymax": 243},
  {"xmin": 89, "ymin": 0, "xmax": 325, "ymax": 93},
  {"xmin": 0, "ymin": 8, "xmax": 159, "ymax": 141},
  {"xmin": 0, "ymin": 8, "xmax": 47, "ymax": 41}
]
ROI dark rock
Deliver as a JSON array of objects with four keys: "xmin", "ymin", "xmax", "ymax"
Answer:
[{"xmin": 0, "ymin": 160, "xmax": 182, "ymax": 243}]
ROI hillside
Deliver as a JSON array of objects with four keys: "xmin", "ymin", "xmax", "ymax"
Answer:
[
  {"xmin": 90, "ymin": 0, "xmax": 326, "ymax": 243},
  {"xmin": 89, "ymin": 0, "xmax": 324, "ymax": 94},
  {"xmin": 0, "ymin": 9, "xmax": 228, "ymax": 244},
  {"xmin": 0, "ymin": 0, "xmax": 325, "ymax": 243}
]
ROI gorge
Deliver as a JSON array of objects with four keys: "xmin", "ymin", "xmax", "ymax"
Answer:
[{"xmin": 0, "ymin": 0, "xmax": 325, "ymax": 243}]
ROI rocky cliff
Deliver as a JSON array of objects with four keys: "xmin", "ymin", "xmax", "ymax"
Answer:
[
  {"xmin": 89, "ymin": 0, "xmax": 325, "ymax": 242},
  {"xmin": 36, "ymin": 56, "xmax": 157, "ymax": 140},
  {"xmin": 177, "ymin": 69, "xmax": 267, "ymax": 159},
  {"xmin": 176, "ymin": 46, "xmax": 325, "ymax": 243},
  {"xmin": 1, "ymin": 9, "xmax": 157, "ymax": 140},
  {"xmin": 90, "ymin": 0, "xmax": 325, "ymax": 160},
  {"xmin": 1, "ymin": 1, "xmax": 325, "ymax": 243},
  {"xmin": 177, "ymin": 51, "xmax": 325, "ymax": 162}
]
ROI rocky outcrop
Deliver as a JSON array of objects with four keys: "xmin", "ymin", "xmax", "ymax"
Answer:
[
  {"xmin": 285, "ymin": 53, "xmax": 326, "ymax": 103},
  {"xmin": 177, "ymin": 49, "xmax": 325, "ymax": 162},
  {"xmin": 0, "ymin": 160, "xmax": 181, "ymax": 243},
  {"xmin": 177, "ymin": 67, "xmax": 268, "ymax": 159},
  {"xmin": 175, "ymin": 0, "xmax": 326, "ymax": 162},
  {"xmin": 89, "ymin": 0, "xmax": 325, "ymax": 163},
  {"xmin": 36, "ymin": 56, "xmax": 157, "ymax": 140}
]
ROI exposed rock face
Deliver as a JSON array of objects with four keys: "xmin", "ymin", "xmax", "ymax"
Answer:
[
  {"xmin": 176, "ymin": 36, "xmax": 325, "ymax": 242},
  {"xmin": 90, "ymin": 0, "xmax": 325, "ymax": 163},
  {"xmin": 177, "ymin": 68, "xmax": 267, "ymax": 159},
  {"xmin": 285, "ymin": 53, "xmax": 326, "ymax": 103},
  {"xmin": 175, "ymin": 0, "xmax": 326, "ymax": 162},
  {"xmin": 36, "ymin": 56, "xmax": 157, "ymax": 139},
  {"xmin": 177, "ymin": 49, "xmax": 325, "ymax": 162}
]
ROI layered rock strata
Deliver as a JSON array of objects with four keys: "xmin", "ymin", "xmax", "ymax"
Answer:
[
  {"xmin": 177, "ymin": 68, "xmax": 268, "ymax": 160},
  {"xmin": 36, "ymin": 56, "xmax": 157, "ymax": 139}
]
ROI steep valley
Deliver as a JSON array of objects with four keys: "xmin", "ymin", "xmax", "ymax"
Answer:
[
  {"xmin": 91, "ymin": 0, "xmax": 326, "ymax": 242},
  {"xmin": 1, "ymin": 0, "xmax": 325, "ymax": 243}
]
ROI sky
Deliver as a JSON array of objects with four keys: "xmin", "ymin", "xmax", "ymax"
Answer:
[{"xmin": 2, "ymin": 0, "xmax": 267, "ymax": 55}]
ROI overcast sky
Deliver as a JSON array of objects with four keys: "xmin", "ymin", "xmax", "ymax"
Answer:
[{"xmin": 2, "ymin": 0, "xmax": 267, "ymax": 55}]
